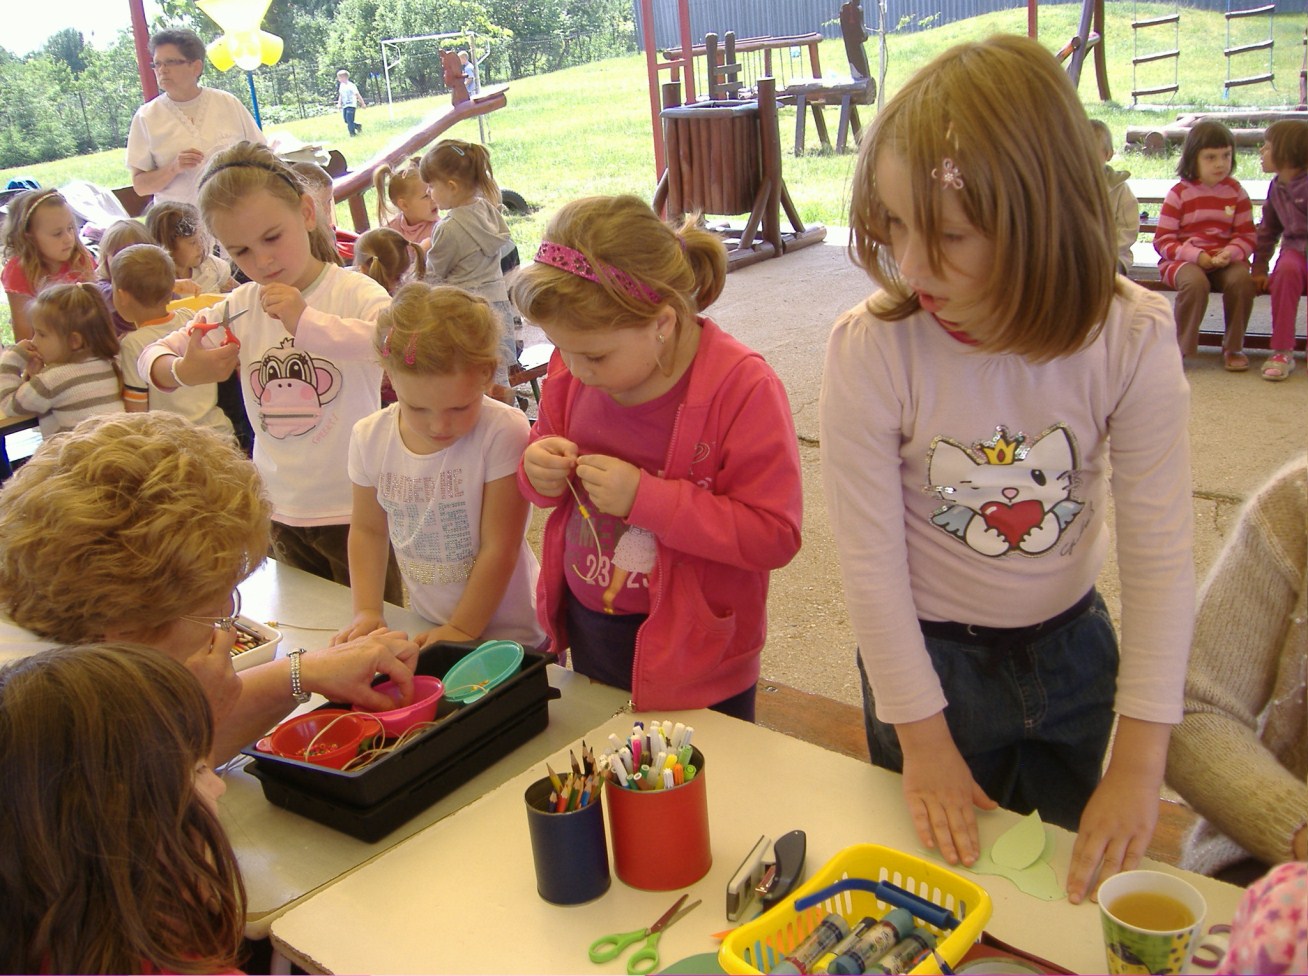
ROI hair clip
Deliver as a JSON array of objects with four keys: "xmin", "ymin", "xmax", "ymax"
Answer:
[
  {"xmin": 176, "ymin": 216, "xmax": 198, "ymax": 237},
  {"xmin": 534, "ymin": 241, "xmax": 663, "ymax": 304},
  {"xmin": 403, "ymin": 337, "xmax": 417, "ymax": 366},
  {"xmin": 932, "ymin": 158, "xmax": 965, "ymax": 191},
  {"xmin": 447, "ymin": 144, "xmax": 466, "ymax": 157},
  {"xmin": 380, "ymin": 327, "xmax": 394, "ymax": 359}
]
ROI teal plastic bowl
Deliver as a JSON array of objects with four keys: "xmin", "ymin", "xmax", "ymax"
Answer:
[{"xmin": 442, "ymin": 640, "xmax": 524, "ymax": 703}]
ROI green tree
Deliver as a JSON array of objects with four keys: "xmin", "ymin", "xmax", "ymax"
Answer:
[{"xmin": 44, "ymin": 28, "xmax": 88, "ymax": 75}]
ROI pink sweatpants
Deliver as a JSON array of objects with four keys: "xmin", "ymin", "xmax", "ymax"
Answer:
[{"xmin": 1268, "ymin": 248, "xmax": 1308, "ymax": 352}]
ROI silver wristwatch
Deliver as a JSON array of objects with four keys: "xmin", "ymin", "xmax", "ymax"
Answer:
[{"xmin": 289, "ymin": 647, "xmax": 311, "ymax": 703}]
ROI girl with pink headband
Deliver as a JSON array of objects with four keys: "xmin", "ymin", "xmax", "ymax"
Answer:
[{"xmin": 511, "ymin": 194, "xmax": 802, "ymax": 720}]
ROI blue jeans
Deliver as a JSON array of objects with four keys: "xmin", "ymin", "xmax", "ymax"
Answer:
[
  {"xmin": 859, "ymin": 591, "xmax": 1118, "ymax": 831},
  {"xmin": 342, "ymin": 106, "xmax": 358, "ymax": 134}
]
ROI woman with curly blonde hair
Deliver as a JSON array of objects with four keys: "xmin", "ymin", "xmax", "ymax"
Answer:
[{"xmin": 0, "ymin": 413, "xmax": 420, "ymax": 760}]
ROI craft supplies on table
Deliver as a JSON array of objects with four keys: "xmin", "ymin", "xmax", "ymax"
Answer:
[
  {"xmin": 719, "ymin": 844, "xmax": 992, "ymax": 975},
  {"xmin": 230, "ymin": 616, "xmax": 281, "ymax": 671},
  {"xmin": 589, "ymin": 893, "xmax": 702, "ymax": 975},
  {"xmin": 241, "ymin": 640, "xmax": 554, "ymax": 841}
]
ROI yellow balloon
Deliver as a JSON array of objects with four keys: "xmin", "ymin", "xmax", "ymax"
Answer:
[{"xmin": 206, "ymin": 36, "xmax": 236, "ymax": 72}]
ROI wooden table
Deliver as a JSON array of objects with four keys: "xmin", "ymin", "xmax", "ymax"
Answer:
[
  {"xmin": 226, "ymin": 560, "xmax": 631, "ymax": 938},
  {"xmin": 269, "ymin": 708, "xmax": 1243, "ymax": 975}
]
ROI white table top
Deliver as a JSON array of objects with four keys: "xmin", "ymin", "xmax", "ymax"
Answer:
[
  {"xmin": 269, "ymin": 708, "xmax": 1244, "ymax": 975},
  {"xmin": 223, "ymin": 560, "xmax": 631, "ymax": 937}
]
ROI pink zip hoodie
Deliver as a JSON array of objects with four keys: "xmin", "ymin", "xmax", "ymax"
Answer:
[{"xmin": 518, "ymin": 316, "xmax": 803, "ymax": 709}]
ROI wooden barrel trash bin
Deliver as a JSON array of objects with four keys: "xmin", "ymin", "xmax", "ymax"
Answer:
[{"xmin": 661, "ymin": 100, "xmax": 761, "ymax": 218}]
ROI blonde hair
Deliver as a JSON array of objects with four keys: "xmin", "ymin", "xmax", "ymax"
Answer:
[
  {"xmin": 510, "ymin": 194, "xmax": 727, "ymax": 337},
  {"xmin": 28, "ymin": 282, "xmax": 121, "ymax": 364},
  {"xmin": 1, "ymin": 189, "xmax": 95, "ymax": 292},
  {"xmin": 376, "ymin": 282, "xmax": 500, "ymax": 378},
  {"xmin": 0, "ymin": 642, "xmax": 245, "ymax": 974},
  {"xmin": 96, "ymin": 219, "xmax": 153, "ymax": 281},
  {"xmin": 373, "ymin": 156, "xmax": 427, "ymax": 225},
  {"xmin": 354, "ymin": 227, "xmax": 420, "ymax": 295},
  {"xmin": 1088, "ymin": 119, "xmax": 1114, "ymax": 158},
  {"xmin": 849, "ymin": 34, "xmax": 1118, "ymax": 361},
  {"xmin": 197, "ymin": 141, "xmax": 338, "ymax": 267},
  {"xmin": 110, "ymin": 243, "xmax": 176, "ymax": 307},
  {"xmin": 0, "ymin": 412, "xmax": 271, "ymax": 644},
  {"xmin": 419, "ymin": 139, "xmax": 501, "ymax": 207}
]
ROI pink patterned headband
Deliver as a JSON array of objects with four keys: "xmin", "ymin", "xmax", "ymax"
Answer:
[{"xmin": 535, "ymin": 241, "xmax": 663, "ymax": 304}]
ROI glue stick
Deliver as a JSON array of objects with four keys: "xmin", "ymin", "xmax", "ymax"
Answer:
[
  {"xmin": 825, "ymin": 908, "xmax": 914, "ymax": 975},
  {"xmin": 811, "ymin": 915, "xmax": 877, "ymax": 974},
  {"xmin": 770, "ymin": 915, "xmax": 851, "ymax": 975},
  {"xmin": 869, "ymin": 927, "xmax": 937, "ymax": 975}
]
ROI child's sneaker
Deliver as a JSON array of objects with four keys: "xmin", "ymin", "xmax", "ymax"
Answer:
[{"xmin": 1261, "ymin": 352, "xmax": 1295, "ymax": 382}]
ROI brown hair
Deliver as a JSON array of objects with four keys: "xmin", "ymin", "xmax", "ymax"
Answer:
[
  {"xmin": 354, "ymin": 227, "xmax": 421, "ymax": 295},
  {"xmin": 149, "ymin": 27, "xmax": 205, "ymax": 62},
  {"xmin": 0, "ymin": 412, "xmax": 270, "ymax": 644},
  {"xmin": 848, "ymin": 34, "xmax": 1118, "ymax": 361},
  {"xmin": 198, "ymin": 141, "xmax": 339, "ymax": 267},
  {"xmin": 373, "ymin": 156, "xmax": 427, "ymax": 225},
  {"xmin": 1264, "ymin": 119, "xmax": 1308, "ymax": 171},
  {"xmin": 419, "ymin": 139, "xmax": 501, "ymax": 207},
  {"xmin": 1088, "ymin": 118, "xmax": 1115, "ymax": 158},
  {"xmin": 145, "ymin": 199, "xmax": 210, "ymax": 261},
  {"xmin": 376, "ymin": 282, "xmax": 500, "ymax": 378},
  {"xmin": 1, "ymin": 189, "xmax": 95, "ymax": 292},
  {"xmin": 29, "ymin": 282, "xmax": 121, "ymax": 364},
  {"xmin": 110, "ymin": 243, "xmax": 176, "ymax": 307},
  {"xmin": 1177, "ymin": 119, "xmax": 1237, "ymax": 181},
  {"xmin": 510, "ymin": 194, "xmax": 727, "ymax": 338},
  {"xmin": 96, "ymin": 219, "xmax": 153, "ymax": 281},
  {"xmin": 0, "ymin": 642, "xmax": 246, "ymax": 974}
]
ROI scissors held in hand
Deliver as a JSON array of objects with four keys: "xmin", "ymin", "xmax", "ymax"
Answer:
[
  {"xmin": 589, "ymin": 894, "xmax": 701, "ymax": 975},
  {"xmin": 187, "ymin": 305, "xmax": 247, "ymax": 347}
]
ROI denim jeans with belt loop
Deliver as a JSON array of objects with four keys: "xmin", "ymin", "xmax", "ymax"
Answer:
[{"xmin": 858, "ymin": 589, "xmax": 1119, "ymax": 832}]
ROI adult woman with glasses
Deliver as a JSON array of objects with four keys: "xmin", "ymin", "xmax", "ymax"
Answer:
[
  {"xmin": 126, "ymin": 28, "xmax": 265, "ymax": 207},
  {"xmin": 0, "ymin": 412, "xmax": 419, "ymax": 762}
]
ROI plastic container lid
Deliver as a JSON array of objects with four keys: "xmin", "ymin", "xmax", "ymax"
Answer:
[{"xmin": 442, "ymin": 639, "xmax": 524, "ymax": 703}]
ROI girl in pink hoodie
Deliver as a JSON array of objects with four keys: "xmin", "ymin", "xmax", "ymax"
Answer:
[{"xmin": 512, "ymin": 195, "xmax": 803, "ymax": 720}]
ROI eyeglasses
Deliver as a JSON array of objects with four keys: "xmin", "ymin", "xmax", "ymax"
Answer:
[
  {"xmin": 150, "ymin": 58, "xmax": 194, "ymax": 70},
  {"xmin": 181, "ymin": 589, "xmax": 242, "ymax": 633}
]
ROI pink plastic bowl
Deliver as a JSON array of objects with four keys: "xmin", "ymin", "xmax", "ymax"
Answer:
[
  {"xmin": 352, "ymin": 674, "xmax": 444, "ymax": 737},
  {"xmin": 266, "ymin": 709, "xmax": 381, "ymax": 769}
]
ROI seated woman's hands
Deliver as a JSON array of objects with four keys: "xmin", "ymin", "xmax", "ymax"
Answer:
[{"xmin": 300, "ymin": 629, "xmax": 420, "ymax": 709}]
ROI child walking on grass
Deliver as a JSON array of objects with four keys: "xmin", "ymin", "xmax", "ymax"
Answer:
[
  {"xmin": 820, "ymin": 35, "xmax": 1194, "ymax": 904},
  {"xmin": 333, "ymin": 282, "xmax": 544, "ymax": 649},
  {"xmin": 1153, "ymin": 119, "xmax": 1257, "ymax": 368},
  {"xmin": 514, "ymin": 194, "xmax": 803, "ymax": 720}
]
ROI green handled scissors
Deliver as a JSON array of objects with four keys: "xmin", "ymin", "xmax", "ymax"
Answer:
[{"xmin": 589, "ymin": 893, "xmax": 702, "ymax": 975}]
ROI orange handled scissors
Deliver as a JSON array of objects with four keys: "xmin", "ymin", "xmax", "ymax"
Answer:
[
  {"xmin": 187, "ymin": 305, "xmax": 246, "ymax": 347},
  {"xmin": 589, "ymin": 894, "xmax": 701, "ymax": 975}
]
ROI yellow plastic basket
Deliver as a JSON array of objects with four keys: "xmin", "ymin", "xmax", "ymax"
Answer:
[{"xmin": 719, "ymin": 844, "xmax": 992, "ymax": 975}]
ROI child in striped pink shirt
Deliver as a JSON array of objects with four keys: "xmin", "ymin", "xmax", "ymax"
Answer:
[{"xmin": 1153, "ymin": 119, "xmax": 1256, "ymax": 369}]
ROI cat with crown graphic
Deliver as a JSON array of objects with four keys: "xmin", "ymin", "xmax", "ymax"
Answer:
[{"xmin": 926, "ymin": 424, "xmax": 1084, "ymax": 557}]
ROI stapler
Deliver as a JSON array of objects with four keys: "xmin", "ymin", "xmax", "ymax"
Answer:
[{"xmin": 725, "ymin": 829, "xmax": 806, "ymax": 921}]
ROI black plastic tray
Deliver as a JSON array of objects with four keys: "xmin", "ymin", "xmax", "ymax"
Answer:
[
  {"xmin": 241, "ymin": 642, "xmax": 557, "ymax": 809},
  {"xmin": 247, "ymin": 690, "xmax": 552, "ymax": 842}
]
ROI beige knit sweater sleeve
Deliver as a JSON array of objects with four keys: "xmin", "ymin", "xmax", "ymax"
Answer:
[{"xmin": 1165, "ymin": 455, "xmax": 1308, "ymax": 873}]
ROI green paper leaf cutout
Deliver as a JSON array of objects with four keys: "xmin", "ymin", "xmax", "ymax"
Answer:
[{"xmin": 990, "ymin": 810, "xmax": 1046, "ymax": 870}]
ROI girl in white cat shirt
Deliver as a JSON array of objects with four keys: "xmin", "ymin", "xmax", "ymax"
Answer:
[{"xmin": 820, "ymin": 36, "xmax": 1195, "ymax": 904}]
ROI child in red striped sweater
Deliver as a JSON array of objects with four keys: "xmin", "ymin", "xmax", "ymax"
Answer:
[{"xmin": 1153, "ymin": 119, "xmax": 1256, "ymax": 369}]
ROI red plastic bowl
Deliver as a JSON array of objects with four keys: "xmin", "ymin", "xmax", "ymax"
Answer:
[
  {"xmin": 266, "ymin": 708, "xmax": 382, "ymax": 769},
  {"xmin": 352, "ymin": 674, "xmax": 444, "ymax": 737}
]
